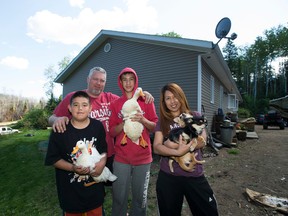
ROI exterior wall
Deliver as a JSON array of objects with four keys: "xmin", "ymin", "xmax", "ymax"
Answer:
[
  {"xmin": 201, "ymin": 60, "xmax": 233, "ymax": 132},
  {"xmin": 62, "ymin": 38, "xmax": 201, "ymax": 116},
  {"xmin": 201, "ymin": 61, "xmax": 217, "ymax": 131}
]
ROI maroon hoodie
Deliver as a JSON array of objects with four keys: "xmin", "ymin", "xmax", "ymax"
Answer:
[{"xmin": 109, "ymin": 67, "xmax": 158, "ymax": 165}]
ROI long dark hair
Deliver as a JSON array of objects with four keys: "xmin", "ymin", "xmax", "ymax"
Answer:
[{"xmin": 159, "ymin": 83, "xmax": 191, "ymax": 136}]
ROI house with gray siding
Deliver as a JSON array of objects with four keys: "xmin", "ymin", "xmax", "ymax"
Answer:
[{"xmin": 54, "ymin": 29, "xmax": 242, "ymax": 132}]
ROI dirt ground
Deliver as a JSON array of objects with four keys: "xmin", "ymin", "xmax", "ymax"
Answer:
[{"xmin": 148, "ymin": 124, "xmax": 288, "ymax": 216}]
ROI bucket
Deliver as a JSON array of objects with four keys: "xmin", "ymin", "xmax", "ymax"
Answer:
[{"xmin": 220, "ymin": 126, "xmax": 234, "ymax": 144}]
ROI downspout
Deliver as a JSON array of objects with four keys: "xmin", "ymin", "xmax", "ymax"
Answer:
[{"xmin": 197, "ymin": 55, "xmax": 202, "ymax": 113}]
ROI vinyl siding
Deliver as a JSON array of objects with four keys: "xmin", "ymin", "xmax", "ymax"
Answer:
[
  {"xmin": 201, "ymin": 60, "xmax": 234, "ymax": 131},
  {"xmin": 202, "ymin": 61, "xmax": 216, "ymax": 130}
]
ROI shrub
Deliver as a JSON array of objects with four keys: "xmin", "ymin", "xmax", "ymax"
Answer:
[
  {"xmin": 20, "ymin": 108, "xmax": 49, "ymax": 129},
  {"xmin": 238, "ymin": 108, "xmax": 250, "ymax": 118}
]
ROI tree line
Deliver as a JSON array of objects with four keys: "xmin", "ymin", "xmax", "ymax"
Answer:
[
  {"xmin": 222, "ymin": 24, "xmax": 288, "ymax": 115},
  {"xmin": 0, "ymin": 94, "xmax": 45, "ymax": 122}
]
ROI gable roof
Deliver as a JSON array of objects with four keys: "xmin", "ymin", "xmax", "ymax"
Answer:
[{"xmin": 54, "ymin": 29, "xmax": 241, "ymax": 101}]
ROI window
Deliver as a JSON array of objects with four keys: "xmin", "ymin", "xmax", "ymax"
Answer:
[
  {"xmin": 210, "ymin": 75, "xmax": 214, "ymax": 104},
  {"xmin": 219, "ymin": 85, "xmax": 223, "ymax": 109},
  {"xmin": 228, "ymin": 94, "xmax": 236, "ymax": 109},
  {"xmin": 234, "ymin": 99, "xmax": 239, "ymax": 111}
]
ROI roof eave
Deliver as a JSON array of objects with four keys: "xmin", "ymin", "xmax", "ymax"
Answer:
[{"xmin": 54, "ymin": 30, "xmax": 213, "ymax": 83}]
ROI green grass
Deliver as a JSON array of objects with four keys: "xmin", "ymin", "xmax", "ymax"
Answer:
[
  {"xmin": 227, "ymin": 148, "xmax": 240, "ymax": 155},
  {"xmin": 0, "ymin": 130, "xmax": 61, "ymax": 215}
]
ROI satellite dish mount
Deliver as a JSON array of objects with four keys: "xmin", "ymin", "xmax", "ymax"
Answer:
[{"xmin": 213, "ymin": 17, "xmax": 237, "ymax": 49}]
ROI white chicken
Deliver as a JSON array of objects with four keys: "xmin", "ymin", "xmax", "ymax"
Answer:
[
  {"xmin": 71, "ymin": 140, "xmax": 117, "ymax": 186},
  {"xmin": 121, "ymin": 87, "xmax": 148, "ymax": 148}
]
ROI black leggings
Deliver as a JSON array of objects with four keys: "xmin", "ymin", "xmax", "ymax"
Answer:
[{"xmin": 156, "ymin": 170, "xmax": 218, "ymax": 216}]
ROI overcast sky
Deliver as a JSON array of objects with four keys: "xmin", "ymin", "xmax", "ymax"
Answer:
[{"xmin": 1, "ymin": 0, "xmax": 287, "ymax": 100}]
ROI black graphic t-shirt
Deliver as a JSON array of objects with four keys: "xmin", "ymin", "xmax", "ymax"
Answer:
[{"xmin": 45, "ymin": 118, "xmax": 107, "ymax": 213}]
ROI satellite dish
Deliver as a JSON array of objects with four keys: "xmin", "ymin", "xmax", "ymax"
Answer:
[
  {"xmin": 215, "ymin": 17, "xmax": 231, "ymax": 39},
  {"xmin": 212, "ymin": 17, "xmax": 237, "ymax": 49}
]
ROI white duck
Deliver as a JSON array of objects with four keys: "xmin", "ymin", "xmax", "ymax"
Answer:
[
  {"xmin": 121, "ymin": 87, "xmax": 148, "ymax": 148},
  {"xmin": 71, "ymin": 140, "xmax": 117, "ymax": 185}
]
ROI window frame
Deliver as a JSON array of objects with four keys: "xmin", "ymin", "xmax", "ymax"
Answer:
[
  {"xmin": 228, "ymin": 94, "xmax": 236, "ymax": 109},
  {"xmin": 210, "ymin": 75, "xmax": 215, "ymax": 104}
]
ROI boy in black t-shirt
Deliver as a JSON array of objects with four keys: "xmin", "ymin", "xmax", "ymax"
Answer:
[{"xmin": 45, "ymin": 91, "xmax": 107, "ymax": 215}]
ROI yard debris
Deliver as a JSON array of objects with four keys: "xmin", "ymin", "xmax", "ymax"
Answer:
[{"xmin": 246, "ymin": 188, "xmax": 288, "ymax": 214}]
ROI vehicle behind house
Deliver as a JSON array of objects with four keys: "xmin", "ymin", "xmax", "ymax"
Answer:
[
  {"xmin": 255, "ymin": 114, "xmax": 264, "ymax": 125},
  {"xmin": 269, "ymin": 95, "xmax": 288, "ymax": 127},
  {"xmin": 263, "ymin": 110, "xmax": 285, "ymax": 130},
  {"xmin": 0, "ymin": 126, "xmax": 20, "ymax": 135}
]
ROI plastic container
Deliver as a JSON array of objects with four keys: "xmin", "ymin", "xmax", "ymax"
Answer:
[
  {"xmin": 222, "ymin": 120, "xmax": 232, "ymax": 127},
  {"xmin": 220, "ymin": 126, "xmax": 234, "ymax": 144},
  {"xmin": 218, "ymin": 108, "xmax": 224, "ymax": 116}
]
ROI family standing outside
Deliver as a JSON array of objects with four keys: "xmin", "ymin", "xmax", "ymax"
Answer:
[{"xmin": 46, "ymin": 66, "xmax": 218, "ymax": 215}]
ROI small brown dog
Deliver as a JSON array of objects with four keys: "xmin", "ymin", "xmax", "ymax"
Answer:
[{"xmin": 168, "ymin": 113, "xmax": 207, "ymax": 172}]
